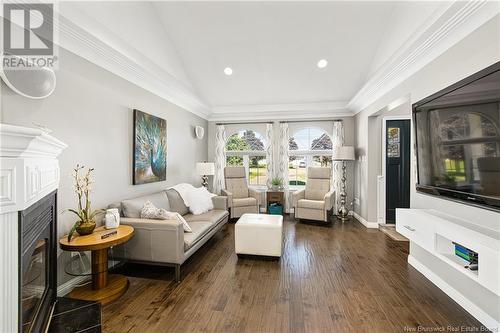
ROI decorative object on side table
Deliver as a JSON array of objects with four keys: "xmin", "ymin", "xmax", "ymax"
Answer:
[
  {"xmin": 133, "ymin": 109, "xmax": 167, "ymax": 185},
  {"xmin": 65, "ymin": 165, "xmax": 105, "ymax": 242},
  {"xmin": 270, "ymin": 177, "xmax": 283, "ymax": 191},
  {"xmin": 197, "ymin": 161, "xmax": 215, "ymax": 187},
  {"xmin": 332, "ymin": 146, "xmax": 355, "ymax": 221},
  {"xmin": 104, "ymin": 208, "xmax": 120, "ymax": 229},
  {"xmin": 59, "ymin": 225, "xmax": 134, "ymax": 305}
]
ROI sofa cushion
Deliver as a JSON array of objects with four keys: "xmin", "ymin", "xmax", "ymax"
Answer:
[
  {"xmin": 233, "ymin": 197, "xmax": 257, "ymax": 207},
  {"xmin": 166, "ymin": 189, "xmax": 189, "ymax": 215},
  {"xmin": 298, "ymin": 199, "xmax": 324, "ymax": 210},
  {"xmin": 184, "ymin": 210, "xmax": 229, "ymax": 224},
  {"xmin": 184, "ymin": 222, "xmax": 213, "ymax": 250},
  {"xmin": 121, "ymin": 192, "xmax": 170, "ymax": 218}
]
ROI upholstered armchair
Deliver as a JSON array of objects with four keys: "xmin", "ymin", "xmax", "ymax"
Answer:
[
  {"xmin": 292, "ymin": 167, "xmax": 335, "ymax": 223},
  {"xmin": 222, "ymin": 166, "xmax": 261, "ymax": 219}
]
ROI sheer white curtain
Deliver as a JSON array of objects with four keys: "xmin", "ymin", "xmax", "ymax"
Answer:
[
  {"xmin": 278, "ymin": 122, "xmax": 290, "ymax": 210},
  {"xmin": 213, "ymin": 125, "xmax": 227, "ymax": 194},
  {"xmin": 332, "ymin": 121, "xmax": 345, "ymax": 213},
  {"xmin": 265, "ymin": 123, "xmax": 274, "ymax": 189}
]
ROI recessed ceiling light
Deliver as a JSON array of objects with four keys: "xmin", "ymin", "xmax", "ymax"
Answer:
[
  {"xmin": 317, "ymin": 59, "xmax": 328, "ymax": 69},
  {"xmin": 224, "ymin": 67, "xmax": 233, "ymax": 76}
]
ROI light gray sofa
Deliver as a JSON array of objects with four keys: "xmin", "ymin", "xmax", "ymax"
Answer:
[{"xmin": 110, "ymin": 188, "xmax": 228, "ymax": 282}]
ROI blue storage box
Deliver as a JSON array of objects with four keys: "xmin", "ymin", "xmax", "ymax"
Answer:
[{"xmin": 268, "ymin": 204, "xmax": 283, "ymax": 215}]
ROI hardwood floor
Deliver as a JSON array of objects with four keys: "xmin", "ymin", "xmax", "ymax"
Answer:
[{"xmin": 103, "ymin": 216, "xmax": 482, "ymax": 333}]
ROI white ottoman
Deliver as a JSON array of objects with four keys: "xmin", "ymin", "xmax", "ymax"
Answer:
[{"xmin": 235, "ymin": 213, "xmax": 283, "ymax": 258}]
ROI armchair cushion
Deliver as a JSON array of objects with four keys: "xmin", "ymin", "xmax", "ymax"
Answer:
[
  {"xmin": 305, "ymin": 179, "xmax": 330, "ymax": 200},
  {"xmin": 297, "ymin": 199, "xmax": 325, "ymax": 210},
  {"xmin": 225, "ymin": 178, "xmax": 248, "ymax": 198},
  {"xmin": 224, "ymin": 167, "xmax": 246, "ymax": 178},
  {"xmin": 305, "ymin": 189, "xmax": 327, "ymax": 201},
  {"xmin": 233, "ymin": 197, "xmax": 258, "ymax": 207},
  {"xmin": 224, "ymin": 167, "xmax": 249, "ymax": 198},
  {"xmin": 307, "ymin": 167, "xmax": 331, "ymax": 178}
]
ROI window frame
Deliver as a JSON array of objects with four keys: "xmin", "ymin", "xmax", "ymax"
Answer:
[
  {"xmin": 225, "ymin": 131, "xmax": 268, "ymax": 188},
  {"xmin": 288, "ymin": 127, "xmax": 334, "ymax": 189}
]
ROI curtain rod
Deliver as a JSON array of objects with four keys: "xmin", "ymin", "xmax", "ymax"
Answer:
[
  {"xmin": 215, "ymin": 121, "xmax": 274, "ymax": 125},
  {"xmin": 216, "ymin": 119, "xmax": 343, "ymax": 125},
  {"xmin": 279, "ymin": 119, "xmax": 343, "ymax": 123}
]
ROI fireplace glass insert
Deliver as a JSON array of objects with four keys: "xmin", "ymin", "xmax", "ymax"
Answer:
[{"xmin": 20, "ymin": 191, "xmax": 57, "ymax": 333}]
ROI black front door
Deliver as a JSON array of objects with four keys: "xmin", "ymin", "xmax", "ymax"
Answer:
[{"xmin": 385, "ymin": 119, "xmax": 410, "ymax": 223}]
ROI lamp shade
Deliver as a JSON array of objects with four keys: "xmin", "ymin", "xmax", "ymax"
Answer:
[
  {"xmin": 332, "ymin": 146, "xmax": 355, "ymax": 161},
  {"xmin": 196, "ymin": 162, "xmax": 215, "ymax": 175}
]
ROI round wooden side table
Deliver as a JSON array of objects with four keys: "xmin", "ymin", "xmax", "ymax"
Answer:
[{"xmin": 59, "ymin": 225, "xmax": 134, "ymax": 305}]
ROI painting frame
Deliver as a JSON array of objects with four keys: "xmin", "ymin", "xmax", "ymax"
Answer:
[{"xmin": 133, "ymin": 109, "xmax": 167, "ymax": 185}]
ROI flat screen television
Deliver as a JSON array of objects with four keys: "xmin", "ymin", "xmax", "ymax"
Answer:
[{"xmin": 413, "ymin": 62, "xmax": 500, "ymax": 212}]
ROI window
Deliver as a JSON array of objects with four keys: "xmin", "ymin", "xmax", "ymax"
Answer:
[
  {"xmin": 225, "ymin": 130, "xmax": 267, "ymax": 186},
  {"xmin": 288, "ymin": 128, "xmax": 333, "ymax": 186}
]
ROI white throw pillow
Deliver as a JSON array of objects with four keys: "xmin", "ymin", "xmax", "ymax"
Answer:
[
  {"xmin": 141, "ymin": 201, "xmax": 192, "ymax": 232},
  {"xmin": 186, "ymin": 187, "xmax": 216, "ymax": 215}
]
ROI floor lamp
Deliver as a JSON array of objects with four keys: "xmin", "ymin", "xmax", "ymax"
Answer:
[{"xmin": 332, "ymin": 146, "xmax": 355, "ymax": 221}]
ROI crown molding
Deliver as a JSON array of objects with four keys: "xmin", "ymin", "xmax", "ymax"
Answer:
[
  {"xmin": 13, "ymin": 1, "xmax": 496, "ymax": 121},
  {"xmin": 53, "ymin": 5, "xmax": 211, "ymax": 119},
  {"xmin": 209, "ymin": 101, "xmax": 352, "ymax": 121},
  {"xmin": 347, "ymin": 1, "xmax": 500, "ymax": 114}
]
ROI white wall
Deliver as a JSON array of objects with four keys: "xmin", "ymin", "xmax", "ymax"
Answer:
[
  {"xmin": 354, "ymin": 15, "xmax": 500, "ymax": 228},
  {"xmin": 353, "ymin": 14, "xmax": 500, "ymax": 327},
  {"xmin": 1, "ymin": 48, "xmax": 208, "ymax": 284}
]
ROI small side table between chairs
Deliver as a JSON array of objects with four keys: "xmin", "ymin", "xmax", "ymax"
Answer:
[{"xmin": 266, "ymin": 190, "xmax": 285, "ymax": 215}]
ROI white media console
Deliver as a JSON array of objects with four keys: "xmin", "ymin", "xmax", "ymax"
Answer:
[{"xmin": 396, "ymin": 208, "xmax": 500, "ymax": 329}]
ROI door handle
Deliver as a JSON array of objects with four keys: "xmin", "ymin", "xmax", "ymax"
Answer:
[{"xmin": 403, "ymin": 225, "xmax": 415, "ymax": 232}]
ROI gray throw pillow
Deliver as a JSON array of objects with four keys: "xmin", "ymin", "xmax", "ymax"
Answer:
[
  {"xmin": 166, "ymin": 189, "xmax": 189, "ymax": 215},
  {"xmin": 121, "ymin": 191, "xmax": 170, "ymax": 218},
  {"xmin": 140, "ymin": 201, "xmax": 192, "ymax": 232}
]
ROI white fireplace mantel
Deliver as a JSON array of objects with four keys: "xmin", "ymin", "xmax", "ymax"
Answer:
[
  {"xmin": 0, "ymin": 123, "xmax": 67, "ymax": 332},
  {"xmin": 0, "ymin": 123, "xmax": 67, "ymax": 214}
]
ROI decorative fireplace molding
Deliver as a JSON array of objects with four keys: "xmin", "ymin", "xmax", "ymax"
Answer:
[{"xmin": 0, "ymin": 124, "xmax": 67, "ymax": 333}]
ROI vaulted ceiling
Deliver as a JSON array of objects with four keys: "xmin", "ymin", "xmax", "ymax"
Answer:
[{"xmin": 56, "ymin": 1, "xmax": 499, "ymax": 120}]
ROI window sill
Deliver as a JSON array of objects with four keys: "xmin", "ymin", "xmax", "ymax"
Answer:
[{"xmin": 248, "ymin": 185, "xmax": 305, "ymax": 192}]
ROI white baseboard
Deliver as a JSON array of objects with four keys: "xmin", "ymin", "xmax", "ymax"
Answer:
[
  {"xmin": 352, "ymin": 211, "xmax": 379, "ymax": 228},
  {"xmin": 408, "ymin": 255, "xmax": 499, "ymax": 331},
  {"xmin": 57, "ymin": 275, "xmax": 90, "ymax": 297}
]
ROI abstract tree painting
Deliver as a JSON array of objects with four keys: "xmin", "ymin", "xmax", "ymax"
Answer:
[{"xmin": 133, "ymin": 109, "xmax": 167, "ymax": 184}]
